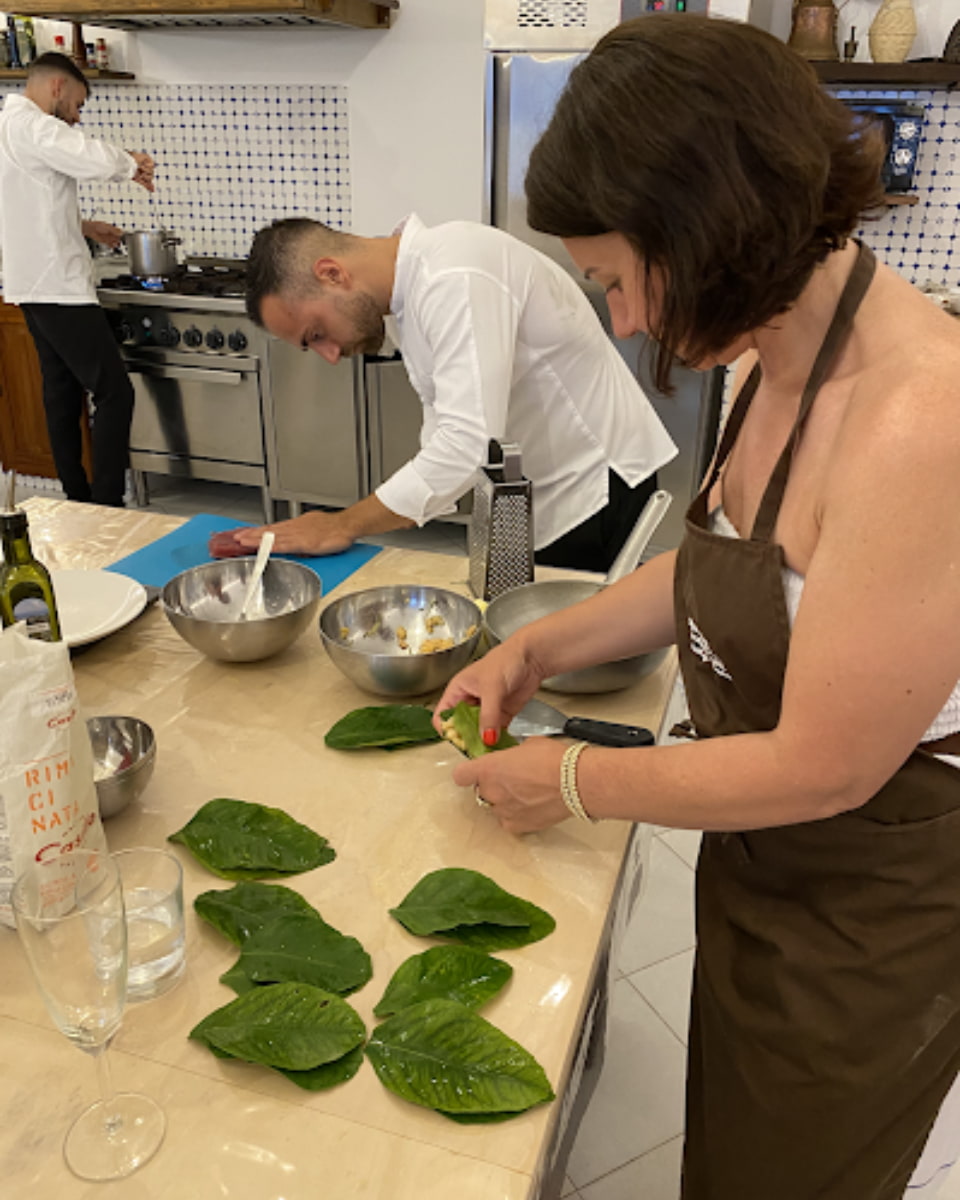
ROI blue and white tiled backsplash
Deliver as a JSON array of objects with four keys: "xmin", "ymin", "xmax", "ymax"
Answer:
[
  {"xmin": 73, "ymin": 83, "xmax": 960, "ymax": 285},
  {"xmin": 1, "ymin": 80, "xmax": 959, "ymax": 278},
  {"xmin": 844, "ymin": 89, "xmax": 960, "ymax": 288},
  {"xmin": 75, "ymin": 83, "xmax": 352, "ymax": 259}
]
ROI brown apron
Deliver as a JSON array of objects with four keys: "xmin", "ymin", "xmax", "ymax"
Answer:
[{"xmin": 674, "ymin": 242, "xmax": 960, "ymax": 1199}]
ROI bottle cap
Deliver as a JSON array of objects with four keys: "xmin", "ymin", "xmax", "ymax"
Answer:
[{"xmin": 0, "ymin": 509, "xmax": 27, "ymax": 537}]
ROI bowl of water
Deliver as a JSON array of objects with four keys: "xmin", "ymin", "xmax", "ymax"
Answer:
[{"xmin": 112, "ymin": 847, "xmax": 185, "ymax": 1002}]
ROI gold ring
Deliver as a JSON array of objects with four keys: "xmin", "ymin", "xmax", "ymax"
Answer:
[{"xmin": 474, "ymin": 786, "xmax": 491, "ymax": 809}]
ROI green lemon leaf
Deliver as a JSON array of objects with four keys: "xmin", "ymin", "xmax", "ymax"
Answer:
[
  {"xmin": 439, "ymin": 702, "xmax": 518, "ymax": 758},
  {"xmin": 325, "ymin": 704, "xmax": 442, "ymax": 750},
  {"xmin": 389, "ymin": 867, "xmax": 555, "ymax": 951},
  {"xmin": 374, "ymin": 945, "xmax": 512, "ymax": 1018},
  {"xmin": 366, "ymin": 998, "xmax": 554, "ymax": 1116},
  {"xmin": 274, "ymin": 1044, "xmax": 365, "ymax": 1091},
  {"xmin": 169, "ymin": 798, "xmax": 335, "ymax": 880},
  {"xmin": 220, "ymin": 913, "xmax": 372, "ymax": 997},
  {"xmin": 195, "ymin": 881, "xmax": 321, "ymax": 946},
  {"xmin": 190, "ymin": 981, "xmax": 365, "ymax": 1071},
  {"xmin": 191, "ymin": 1024, "xmax": 364, "ymax": 1092}
]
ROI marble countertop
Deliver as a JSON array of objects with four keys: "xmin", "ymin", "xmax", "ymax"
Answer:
[{"xmin": 0, "ymin": 498, "xmax": 676, "ymax": 1199}]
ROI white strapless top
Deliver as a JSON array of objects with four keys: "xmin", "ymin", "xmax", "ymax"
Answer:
[{"xmin": 710, "ymin": 505, "xmax": 960, "ymax": 744}]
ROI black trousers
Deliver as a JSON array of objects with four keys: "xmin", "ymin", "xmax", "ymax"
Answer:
[
  {"xmin": 21, "ymin": 304, "xmax": 134, "ymax": 507},
  {"xmin": 535, "ymin": 469, "xmax": 659, "ymax": 575}
]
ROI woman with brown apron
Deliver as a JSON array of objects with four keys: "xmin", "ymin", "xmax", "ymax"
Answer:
[
  {"xmin": 676, "ymin": 238, "xmax": 960, "ymax": 1198},
  {"xmin": 435, "ymin": 14, "xmax": 960, "ymax": 1199}
]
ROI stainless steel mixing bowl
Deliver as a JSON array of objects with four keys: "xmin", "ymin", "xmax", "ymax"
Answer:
[
  {"xmin": 162, "ymin": 558, "xmax": 322, "ymax": 663},
  {"xmin": 483, "ymin": 578, "xmax": 668, "ymax": 693},
  {"xmin": 319, "ymin": 584, "xmax": 482, "ymax": 697},
  {"xmin": 483, "ymin": 489, "xmax": 673, "ymax": 693},
  {"xmin": 87, "ymin": 715, "xmax": 157, "ymax": 820}
]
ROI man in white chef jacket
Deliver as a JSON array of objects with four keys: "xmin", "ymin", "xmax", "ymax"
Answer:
[
  {"xmin": 211, "ymin": 214, "xmax": 676, "ymax": 573},
  {"xmin": 0, "ymin": 52, "xmax": 154, "ymax": 507}
]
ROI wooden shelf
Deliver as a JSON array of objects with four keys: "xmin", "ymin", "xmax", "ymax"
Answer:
[
  {"xmin": 14, "ymin": 0, "xmax": 397, "ymax": 30},
  {"xmin": 813, "ymin": 61, "xmax": 960, "ymax": 90},
  {"xmin": 0, "ymin": 67, "xmax": 135, "ymax": 81}
]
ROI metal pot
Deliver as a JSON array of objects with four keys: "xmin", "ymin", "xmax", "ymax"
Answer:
[
  {"xmin": 125, "ymin": 229, "xmax": 182, "ymax": 279},
  {"xmin": 483, "ymin": 488, "xmax": 672, "ymax": 694}
]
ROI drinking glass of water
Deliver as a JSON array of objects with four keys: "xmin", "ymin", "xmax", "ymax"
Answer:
[
  {"xmin": 12, "ymin": 849, "xmax": 166, "ymax": 1181},
  {"xmin": 112, "ymin": 846, "xmax": 185, "ymax": 1002}
]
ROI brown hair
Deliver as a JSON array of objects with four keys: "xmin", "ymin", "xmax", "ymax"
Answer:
[
  {"xmin": 245, "ymin": 217, "xmax": 355, "ymax": 325},
  {"xmin": 525, "ymin": 15, "xmax": 886, "ymax": 392}
]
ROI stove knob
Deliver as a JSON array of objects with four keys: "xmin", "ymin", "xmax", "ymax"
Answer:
[
  {"xmin": 157, "ymin": 326, "xmax": 181, "ymax": 348},
  {"xmin": 228, "ymin": 330, "xmax": 248, "ymax": 353},
  {"xmin": 206, "ymin": 328, "xmax": 225, "ymax": 351},
  {"xmin": 183, "ymin": 326, "xmax": 203, "ymax": 349},
  {"xmin": 115, "ymin": 320, "xmax": 134, "ymax": 344}
]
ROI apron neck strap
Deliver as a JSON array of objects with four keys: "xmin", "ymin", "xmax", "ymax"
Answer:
[
  {"xmin": 749, "ymin": 241, "xmax": 877, "ymax": 542},
  {"xmin": 698, "ymin": 361, "xmax": 762, "ymax": 505}
]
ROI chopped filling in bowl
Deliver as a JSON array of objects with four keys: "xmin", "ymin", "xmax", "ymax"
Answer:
[
  {"xmin": 336, "ymin": 607, "xmax": 478, "ymax": 655},
  {"xmin": 420, "ymin": 637, "xmax": 455, "ymax": 654}
]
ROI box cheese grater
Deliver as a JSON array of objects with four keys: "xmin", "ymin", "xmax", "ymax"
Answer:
[{"xmin": 468, "ymin": 439, "xmax": 534, "ymax": 601}]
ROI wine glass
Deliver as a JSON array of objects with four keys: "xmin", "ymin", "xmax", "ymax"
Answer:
[{"xmin": 12, "ymin": 849, "xmax": 166, "ymax": 1181}]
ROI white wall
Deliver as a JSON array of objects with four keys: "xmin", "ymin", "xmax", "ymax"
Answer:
[
  {"xmin": 22, "ymin": 0, "xmax": 488, "ymax": 235},
  {"xmin": 12, "ymin": 0, "xmax": 959, "ymax": 232}
]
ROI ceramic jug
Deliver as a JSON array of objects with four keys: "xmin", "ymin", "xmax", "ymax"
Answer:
[
  {"xmin": 869, "ymin": 0, "xmax": 917, "ymax": 64},
  {"xmin": 789, "ymin": 0, "xmax": 840, "ymax": 61}
]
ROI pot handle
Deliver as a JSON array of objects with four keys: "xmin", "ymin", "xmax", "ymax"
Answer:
[{"xmin": 604, "ymin": 488, "xmax": 672, "ymax": 585}]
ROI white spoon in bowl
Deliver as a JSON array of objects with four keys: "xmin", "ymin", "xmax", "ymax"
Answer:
[{"xmin": 239, "ymin": 531, "xmax": 275, "ymax": 621}]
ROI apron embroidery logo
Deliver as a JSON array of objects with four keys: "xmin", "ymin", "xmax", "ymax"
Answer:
[{"xmin": 688, "ymin": 618, "xmax": 732, "ymax": 681}]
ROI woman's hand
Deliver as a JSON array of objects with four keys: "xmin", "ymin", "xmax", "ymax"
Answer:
[
  {"xmin": 433, "ymin": 638, "xmax": 545, "ymax": 744},
  {"xmin": 453, "ymin": 737, "xmax": 570, "ymax": 834}
]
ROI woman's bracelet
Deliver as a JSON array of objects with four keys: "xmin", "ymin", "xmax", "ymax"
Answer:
[{"xmin": 560, "ymin": 741, "xmax": 597, "ymax": 823}]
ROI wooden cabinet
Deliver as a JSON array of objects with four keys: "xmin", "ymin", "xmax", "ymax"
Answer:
[
  {"xmin": 0, "ymin": 300, "xmax": 92, "ymax": 480},
  {"xmin": 0, "ymin": 300, "xmax": 58, "ymax": 478}
]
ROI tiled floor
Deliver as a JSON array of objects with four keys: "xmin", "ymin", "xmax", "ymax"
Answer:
[{"xmin": 16, "ymin": 472, "xmax": 960, "ymax": 1200}]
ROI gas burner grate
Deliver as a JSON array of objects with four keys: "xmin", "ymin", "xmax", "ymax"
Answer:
[{"xmin": 99, "ymin": 264, "xmax": 247, "ymax": 299}]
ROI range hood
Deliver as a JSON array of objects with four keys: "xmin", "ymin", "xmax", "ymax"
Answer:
[{"xmin": 17, "ymin": 0, "xmax": 397, "ymax": 30}]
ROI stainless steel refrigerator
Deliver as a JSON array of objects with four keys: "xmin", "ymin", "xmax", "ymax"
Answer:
[{"xmin": 485, "ymin": 34, "xmax": 722, "ymax": 554}]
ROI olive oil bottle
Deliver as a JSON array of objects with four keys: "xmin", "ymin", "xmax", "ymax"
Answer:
[{"xmin": 0, "ymin": 509, "xmax": 62, "ymax": 642}]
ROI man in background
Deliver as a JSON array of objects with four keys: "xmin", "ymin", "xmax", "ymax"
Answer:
[
  {"xmin": 211, "ymin": 214, "xmax": 675, "ymax": 573},
  {"xmin": 0, "ymin": 51, "xmax": 154, "ymax": 507}
]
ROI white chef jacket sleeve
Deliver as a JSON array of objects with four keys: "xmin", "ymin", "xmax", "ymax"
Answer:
[
  {"xmin": 375, "ymin": 269, "xmax": 519, "ymax": 525},
  {"xmin": 21, "ymin": 115, "xmax": 136, "ymax": 183}
]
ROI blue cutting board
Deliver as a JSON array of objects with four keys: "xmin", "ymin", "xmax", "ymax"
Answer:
[{"xmin": 106, "ymin": 513, "xmax": 381, "ymax": 593}]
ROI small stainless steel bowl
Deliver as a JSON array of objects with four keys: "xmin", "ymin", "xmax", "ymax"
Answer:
[
  {"xmin": 88, "ymin": 716, "xmax": 157, "ymax": 820},
  {"xmin": 161, "ymin": 558, "xmax": 322, "ymax": 663},
  {"xmin": 484, "ymin": 578, "xmax": 668, "ymax": 694},
  {"xmin": 319, "ymin": 585, "xmax": 482, "ymax": 697}
]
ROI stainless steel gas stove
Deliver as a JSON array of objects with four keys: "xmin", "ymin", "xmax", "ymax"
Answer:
[{"xmin": 98, "ymin": 260, "xmax": 274, "ymax": 520}]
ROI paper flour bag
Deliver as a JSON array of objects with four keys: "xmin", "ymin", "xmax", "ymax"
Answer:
[{"xmin": 0, "ymin": 624, "xmax": 105, "ymax": 927}]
